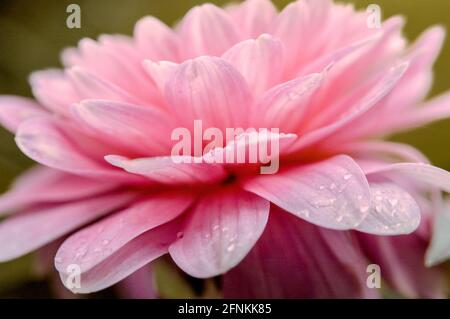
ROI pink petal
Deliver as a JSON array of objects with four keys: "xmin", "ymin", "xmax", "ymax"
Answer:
[
  {"xmin": 243, "ymin": 155, "xmax": 371, "ymax": 230},
  {"xmin": 15, "ymin": 117, "xmax": 137, "ymax": 181},
  {"xmin": 0, "ymin": 166, "xmax": 119, "ymax": 215},
  {"xmin": 338, "ymin": 141, "xmax": 430, "ymax": 164},
  {"xmin": 290, "ymin": 61, "xmax": 409, "ymax": 152},
  {"xmin": 252, "ymin": 69, "xmax": 326, "ymax": 131},
  {"xmin": 105, "ymin": 155, "xmax": 227, "ymax": 185},
  {"xmin": 58, "ymin": 219, "xmax": 180, "ymax": 293},
  {"xmin": 169, "ymin": 187, "xmax": 269, "ymax": 278},
  {"xmin": 143, "ymin": 60, "xmax": 178, "ymax": 94},
  {"xmin": 0, "ymin": 96, "xmax": 47, "ymax": 133},
  {"xmin": 72, "ymin": 99, "xmax": 176, "ymax": 156},
  {"xmin": 165, "ymin": 56, "xmax": 252, "ymax": 130},
  {"xmin": 226, "ymin": 0, "xmax": 276, "ymax": 39},
  {"xmin": 55, "ymin": 191, "xmax": 193, "ymax": 274},
  {"xmin": 29, "ymin": 69, "xmax": 79, "ymax": 116},
  {"xmin": 67, "ymin": 67, "xmax": 141, "ymax": 105},
  {"xmin": 224, "ymin": 208, "xmax": 377, "ymax": 298},
  {"xmin": 222, "ymin": 34, "xmax": 284, "ymax": 95},
  {"xmin": 202, "ymin": 130, "xmax": 297, "ymax": 170},
  {"xmin": 365, "ymin": 163, "xmax": 450, "ymax": 193},
  {"xmin": 179, "ymin": 4, "xmax": 240, "ymax": 58},
  {"xmin": 358, "ymin": 232, "xmax": 447, "ymax": 298},
  {"xmin": 0, "ymin": 192, "xmax": 135, "ymax": 262},
  {"xmin": 133, "ymin": 16, "xmax": 180, "ymax": 61},
  {"xmin": 356, "ymin": 182, "xmax": 421, "ymax": 235}
]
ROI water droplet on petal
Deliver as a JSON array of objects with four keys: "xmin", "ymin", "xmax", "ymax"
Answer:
[
  {"xmin": 343, "ymin": 174, "xmax": 352, "ymax": 180},
  {"xmin": 102, "ymin": 239, "xmax": 110, "ymax": 246},
  {"xmin": 227, "ymin": 243, "xmax": 235, "ymax": 252}
]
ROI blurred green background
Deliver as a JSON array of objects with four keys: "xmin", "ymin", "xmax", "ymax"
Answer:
[{"xmin": 0, "ymin": 0, "xmax": 449, "ymax": 297}]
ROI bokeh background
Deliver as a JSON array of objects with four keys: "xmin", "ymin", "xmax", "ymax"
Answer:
[{"xmin": 0, "ymin": 0, "xmax": 449, "ymax": 298}]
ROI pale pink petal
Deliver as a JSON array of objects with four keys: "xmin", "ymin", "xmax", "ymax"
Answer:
[
  {"xmin": 252, "ymin": 70, "xmax": 326, "ymax": 131},
  {"xmin": 165, "ymin": 56, "xmax": 252, "ymax": 130},
  {"xmin": 105, "ymin": 155, "xmax": 227, "ymax": 185},
  {"xmin": 226, "ymin": 0, "xmax": 277, "ymax": 39},
  {"xmin": 358, "ymin": 232, "xmax": 447, "ymax": 298},
  {"xmin": 134, "ymin": 16, "xmax": 180, "ymax": 61},
  {"xmin": 15, "ymin": 117, "xmax": 139, "ymax": 181},
  {"xmin": 290, "ymin": 61, "xmax": 409, "ymax": 152},
  {"xmin": 143, "ymin": 60, "xmax": 178, "ymax": 94},
  {"xmin": 0, "ymin": 96, "xmax": 47, "ymax": 133},
  {"xmin": 29, "ymin": 69, "xmax": 79, "ymax": 116},
  {"xmin": 365, "ymin": 163, "xmax": 450, "ymax": 193},
  {"xmin": 72, "ymin": 99, "xmax": 176, "ymax": 155},
  {"xmin": 169, "ymin": 188, "xmax": 269, "ymax": 278},
  {"xmin": 0, "ymin": 192, "xmax": 135, "ymax": 262},
  {"xmin": 67, "ymin": 67, "xmax": 142, "ymax": 105},
  {"xmin": 356, "ymin": 182, "xmax": 421, "ymax": 235},
  {"xmin": 202, "ymin": 130, "xmax": 297, "ymax": 171},
  {"xmin": 224, "ymin": 208, "xmax": 377, "ymax": 298},
  {"xmin": 58, "ymin": 219, "xmax": 180, "ymax": 293},
  {"xmin": 338, "ymin": 141, "xmax": 430, "ymax": 164},
  {"xmin": 222, "ymin": 34, "xmax": 284, "ymax": 95},
  {"xmin": 179, "ymin": 4, "xmax": 240, "ymax": 58},
  {"xmin": 55, "ymin": 192, "xmax": 192, "ymax": 274},
  {"xmin": 243, "ymin": 155, "xmax": 371, "ymax": 230},
  {"xmin": 0, "ymin": 166, "xmax": 119, "ymax": 215},
  {"xmin": 384, "ymin": 91, "xmax": 450, "ymax": 133}
]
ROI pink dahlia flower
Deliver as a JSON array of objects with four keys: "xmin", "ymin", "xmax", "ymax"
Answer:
[{"xmin": 1, "ymin": 0, "xmax": 450, "ymax": 298}]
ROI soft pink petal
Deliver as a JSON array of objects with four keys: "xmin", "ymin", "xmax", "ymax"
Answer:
[
  {"xmin": 355, "ymin": 182, "xmax": 421, "ymax": 235},
  {"xmin": 426, "ymin": 200, "xmax": 450, "ymax": 267},
  {"xmin": 365, "ymin": 163, "xmax": 450, "ymax": 193},
  {"xmin": 0, "ymin": 166, "xmax": 119, "ymax": 215},
  {"xmin": 224, "ymin": 208, "xmax": 377, "ymax": 298},
  {"xmin": 67, "ymin": 67, "xmax": 141, "ymax": 105},
  {"xmin": 0, "ymin": 96, "xmax": 47, "ymax": 133},
  {"xmin": 0, "ymin": 192, "xmax": 135, "ymax": 262},
  {"xmin": 226, "ymin": 0, "xmax": 276, "ymax": 39},
  {"xmin": 291, "ymin": 61, "xmax": 409, "ymax": 152},
  {"xmin": 58, "ymin": 219, "xmax": 180, "ymax": 293},
  {"xmin": 133, "ymin": 16, "xmax": 180, "ymax": 61},
  {"xmin": 222, "ymin": 34, "xmax": 285, "ymax": 95},
  {"xmin": 72, "ymin": 99, "xmax": 176, "ymax": 156},
  {"xmin": 179, "ymin": 4, "xmax": 240, "ymax": 58},
  {"xmin": 15, "ymin": 117, "xmax": 138, "ymax": 181},
  {"xmin": 244, "ymin": 155, "xmax": 371, "ymax": 230},
  {"xmin": 55, "ymin": 192, "xmax": 192, "ymax": 275},
  {"xmin": 169, "ymin": 187, "xmax": 269, "ymax": 278},
  {"xmin": 105, "ymin": 155, "xmax": 227, "ymax": 185},
  {"xmin": 338, "ymin": 141, "xmax": 430, "ymax": 164},
  {"xmin": 165, "ymin": 56, "xmax": 252, "ymax": 130},
  {"xmin": 252, "ymin": 69, "xmax": 326, "ymax": 131},
  {"xmin": 29, "ymin": 69, "xmax": 79, "ymax": 116}
]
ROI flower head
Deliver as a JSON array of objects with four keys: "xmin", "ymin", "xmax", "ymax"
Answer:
[{"xmin": 1, "ymin": 0, "xmax": 450, "ymax": 298}]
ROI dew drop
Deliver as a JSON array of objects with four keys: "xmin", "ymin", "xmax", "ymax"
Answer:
[
  {"xmin": 343, "ymin": 174, "xmax": 352, "ymax": 180},
  {"xmin": 102, "ymin": 239, "xmax": 110, "ymax": 246},
  {"xmin": 227, "ymin": 243, "xmax": 235, "ymax": 252},
  {"xmin": 176, "ymin": 232, "xmax": 184, "ymax": 239}
]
